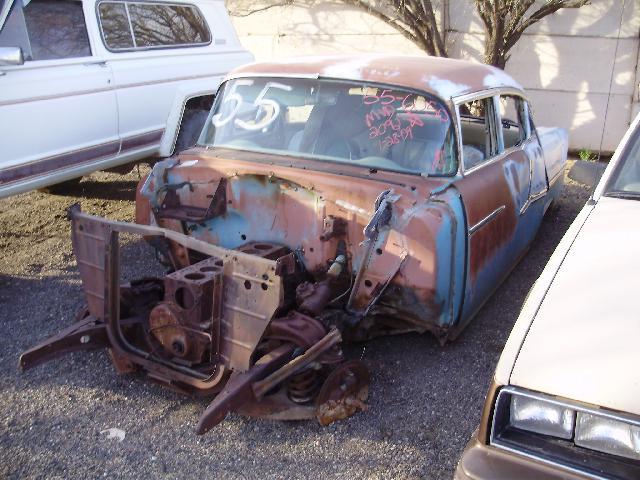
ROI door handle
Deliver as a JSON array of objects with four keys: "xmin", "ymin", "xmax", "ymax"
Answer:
[{"xmin": 83, "ymin": 60, "xmax": 107, "ymax": 67}]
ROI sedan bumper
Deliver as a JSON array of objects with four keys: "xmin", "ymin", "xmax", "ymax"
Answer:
[{"xmin": 455, "ymin": 432, "xmax": 591, "ymax": 480}]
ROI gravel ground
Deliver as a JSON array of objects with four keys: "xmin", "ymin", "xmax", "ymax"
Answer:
[{"xmin": 0, "ymin": 163, "xmax": 591, "ymax": 479}]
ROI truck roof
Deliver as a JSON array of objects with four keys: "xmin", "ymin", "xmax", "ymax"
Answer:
[{"xmin": 228, "ymin": 54, "xmax": 523, "ymax": 100}]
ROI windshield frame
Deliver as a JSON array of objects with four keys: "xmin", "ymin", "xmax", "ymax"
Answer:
[{"xmin": 197, "ymin": 75, "xmax": 459, "ymax": 178}]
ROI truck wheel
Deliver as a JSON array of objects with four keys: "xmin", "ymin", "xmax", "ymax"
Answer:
[
  {"xmin": 175, "ymin": 109, "xmax": 209, "ymax": 153},
  {"xmin": 38, "ymin": 177, "xmax": 82, "ymax": 195}
]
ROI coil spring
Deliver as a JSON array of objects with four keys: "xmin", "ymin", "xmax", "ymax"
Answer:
[{"xmin": 287, "ymin": 368, "xmax": 320, "ymax": 404}]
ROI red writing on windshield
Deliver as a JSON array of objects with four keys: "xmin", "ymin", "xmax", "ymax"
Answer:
[{"xmin": 363, "ymin": 89, "xmax": 449, "ymax": 152}]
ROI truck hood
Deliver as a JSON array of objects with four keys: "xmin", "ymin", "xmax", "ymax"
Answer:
[{"xmin": 510, "ymin": 196, "xmax": 640, "ymax": 415}]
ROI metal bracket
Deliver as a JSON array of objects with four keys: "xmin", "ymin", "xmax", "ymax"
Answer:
[{"xmin": 19, "ymin": 315, "xmax": 109, "ymax": 371}]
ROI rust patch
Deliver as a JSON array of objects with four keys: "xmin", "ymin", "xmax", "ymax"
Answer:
[{"xmin": 455, "ymin": 160, "xmax": 517, "ymax": 281}]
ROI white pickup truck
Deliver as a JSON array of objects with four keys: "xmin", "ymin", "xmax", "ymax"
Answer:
[{"xmin": 0, "ymin": 0, "xmax": 252, "ymax": 198}]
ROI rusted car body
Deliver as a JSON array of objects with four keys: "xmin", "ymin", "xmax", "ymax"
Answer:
[{"xmin": 21, "ymin": 55, "xmax": 567, "ymax": 433}]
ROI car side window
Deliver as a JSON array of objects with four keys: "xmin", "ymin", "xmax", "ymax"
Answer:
[
  {"xmin": 98, "ymin": 1, "xmax": 211, "ymax": 51},
  {"xmin": 0, "ymin": 0, "xmax": 91, "ymax": 61},
  {"xmin": 498, "ymin": 95, "xmax": 527, "ymax": 150},
  {"xmin": 459, "ymin": 97, "xmax": 498, "ymax": 171}
]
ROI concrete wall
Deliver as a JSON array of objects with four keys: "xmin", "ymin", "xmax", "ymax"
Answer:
[{"xmin": 228, "ymin": 0, "xmax": 640, "ymax": 152}]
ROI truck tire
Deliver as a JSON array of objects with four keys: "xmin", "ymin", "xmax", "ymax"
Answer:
[{"xmin": 175, "ymin": 109, "xmax": 209, "ymax": 153}]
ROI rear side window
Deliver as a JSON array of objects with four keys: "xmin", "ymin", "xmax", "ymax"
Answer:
[
  {"xmin": 497, "ymin": 95, "xmax": 527, "ymax": 149},
  {"xmin": 459, "ymin": 97, "xmax": 498, "ymax": 171},
  {"xmin": 97, "ymin": 1, "xmax": 211, "ymax": 51}
]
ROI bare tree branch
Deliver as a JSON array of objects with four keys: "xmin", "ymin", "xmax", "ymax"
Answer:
[
  {"xmin": 474, "ymin": 0, "xmax": 591, "ymax": 68},
  {"xmin": 228, "ymin": 1, "xmax": 295, "ymax": 17}
]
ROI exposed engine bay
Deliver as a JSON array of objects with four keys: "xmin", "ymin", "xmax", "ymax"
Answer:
[{"xmin": 20, "ymin": 177, "xmax": 411, "ymax": 433}]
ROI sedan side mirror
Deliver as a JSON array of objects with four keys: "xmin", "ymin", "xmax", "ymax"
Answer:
[{"xmin": 0, "ymin": 46, "xmax": 24, "ymax": 66}]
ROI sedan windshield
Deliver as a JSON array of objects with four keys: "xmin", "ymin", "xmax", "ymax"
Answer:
[
  {"xmin": 199, "ymin": 77, "xmax": 457, "ymax": 176},
  {"xmin": 605, "ymin": 124, "xmax": 640, "ymax": 197}
]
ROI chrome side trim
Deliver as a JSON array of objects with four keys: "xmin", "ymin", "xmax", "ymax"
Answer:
[
  {"xmin": 519, "ymin": 162, "xmax": 563, "ymax": 215},
  {"xmin": 549, "ymin": 166, "xmax": 564, "ymax": 186},
  {"xmin": 519, "ymin": 188, "xmax": 548, "ymax": 215},
  {"xmin": 468, "ymin": 205, "xmax": 505, "ymax": 236}
]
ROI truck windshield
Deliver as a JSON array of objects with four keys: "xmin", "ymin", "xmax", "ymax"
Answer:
[
  {"xmin": 605, "ymin": 125, "xmax": 640, "ymax": 198},
  {"xmin": 199, "ymin": 77, "xmax": 457, "ymax": 176}
]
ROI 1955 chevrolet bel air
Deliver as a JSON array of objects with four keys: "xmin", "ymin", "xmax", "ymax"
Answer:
[{"xmin": 21, "ymin": 55, "xmax": 568, "ymax": 433}]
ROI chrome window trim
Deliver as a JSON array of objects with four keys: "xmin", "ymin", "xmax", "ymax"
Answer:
[
  {"xmin": 96, "ymin": 0, "xmax": 212, "ymax": 53},
  {"xmin": 490, "ymin": 386, "xmax": 640, "ymax": 480},
  {"xmin": 461, "ymin": 147, "xmax": 509, "ymax": 176},
  {"xmin": 455, "ymin": 92, "xmax": 498, "ymax": 174},
  {"xmin": 495, "ymin": 92, "xmax": 530, "ymax": 149},
  {"xmin": 455, "ymin": 88, "xmax": 531, "ymax": 177}
]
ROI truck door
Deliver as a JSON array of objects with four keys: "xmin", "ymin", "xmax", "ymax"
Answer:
[{"xmin": 0, "ymin": 0, "xmax": 118, "ymax": 197}]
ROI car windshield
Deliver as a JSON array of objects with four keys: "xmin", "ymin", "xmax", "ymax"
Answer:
[
  {"xmin": 605, "ymin": 124, "xmax": 640, "ymax": 198},
  {"xmin": 199, "ymin": 77, "xmax": 457, "ymax": 176}
]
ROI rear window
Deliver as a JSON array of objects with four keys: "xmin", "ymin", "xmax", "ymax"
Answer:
[{"xmin": 97, "ymin": 1, "xmax": 211, "ymax": 51}]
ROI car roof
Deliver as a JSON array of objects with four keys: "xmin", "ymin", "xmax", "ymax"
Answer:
[{"xmin": 227, "ymin": 54, "xmax": 523, "ymax": 100}]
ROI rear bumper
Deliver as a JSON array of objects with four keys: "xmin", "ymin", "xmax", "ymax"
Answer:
[{"xmin": 455, "ymin": 432, "xmax": 590, "ymax": 480}]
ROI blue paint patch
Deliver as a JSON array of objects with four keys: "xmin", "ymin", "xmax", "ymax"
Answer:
[{"xmin": 429, "ymin": 188, "xmax": 466, "ymax": 327}]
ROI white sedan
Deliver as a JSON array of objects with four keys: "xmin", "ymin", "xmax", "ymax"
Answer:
[{"xmin": 455, "ymin": 113, "xmax": 640, "ymax": 479}]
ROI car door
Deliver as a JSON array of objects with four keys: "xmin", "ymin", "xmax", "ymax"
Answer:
[
  {"xmin": 454, "ymin": 91, "xmax": 532, "ymax": 319},
  {"xmin": 0, "ymin": 0, "xmax": 118, "ymax": 196}
]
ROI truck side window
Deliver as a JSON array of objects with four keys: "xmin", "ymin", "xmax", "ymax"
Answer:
[
  {"xmin": 459, "ymin": 97, "xmax": 497, "ymax": 171},
  {"xmin": 98, "ymin": 1, "xmax": 211, "ymax": 50},
  {"xmin": 0, "ymin": 0, "xmax": 90, "ymax": 61},
  {"xmin": 98, "ymin": 2, "xmax": 134, "ymax": 49},
  {"xmin": 129, "ymin": 3, "xmax": 210, "ymax": 47},
  {"xmin": 24, "ymin": 0, "xmax": 91, "ymax": 60}
]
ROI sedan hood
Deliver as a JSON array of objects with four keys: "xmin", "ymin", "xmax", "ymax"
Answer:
[{"xmin": 510, "ymin": 196, "xmax": 640, "ymax": 415}]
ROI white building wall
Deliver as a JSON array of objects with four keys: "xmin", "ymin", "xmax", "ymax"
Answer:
[{"xmin": 228, "ymin": 0, "xmax": 640, "ymax": 152}]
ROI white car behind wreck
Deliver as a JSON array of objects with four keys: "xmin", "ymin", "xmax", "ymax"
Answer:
[
  {"xmin": 0, "ymin": 0, "xmax": 252, "ymax": 197},
  {"xmin": 456, "ymin": 113, "xmax": 640, "ymax": 479}
]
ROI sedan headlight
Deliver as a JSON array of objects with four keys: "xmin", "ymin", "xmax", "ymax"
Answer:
[
  {"xmin": 510, "ymin": 394, "xmax": 575, "ymax": 439},
  {"xmin": 491, "ymin": 387, "xmax": 640, "ymax": 480},
  {"xmin": 576, "ymin": 412, "xmax": 640, "ymax": 461}
]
